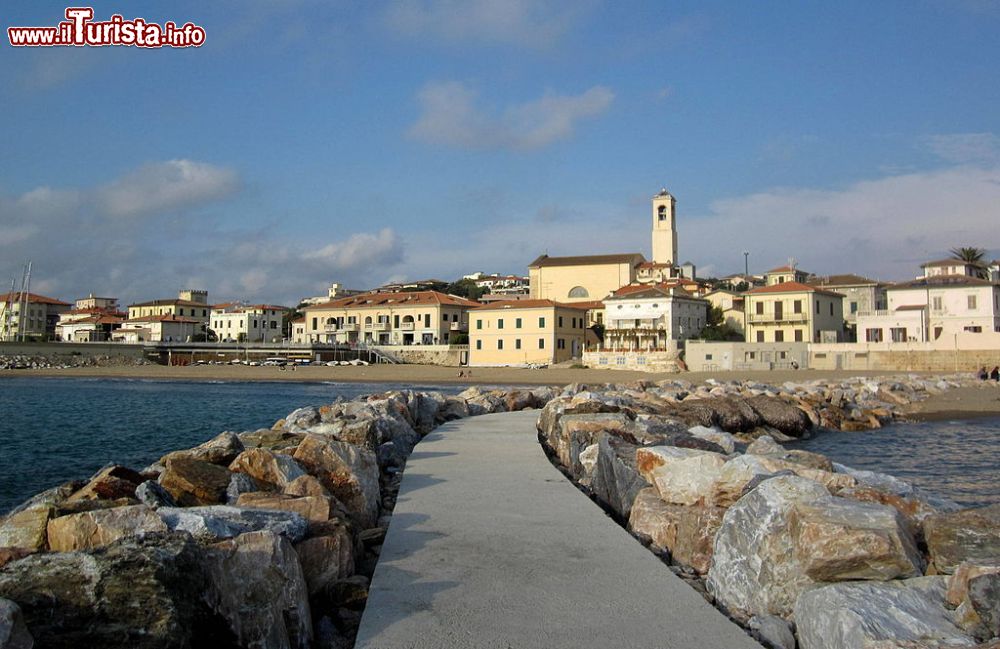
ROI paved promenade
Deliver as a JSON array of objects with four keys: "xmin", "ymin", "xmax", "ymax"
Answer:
[{"xmin": 355, "ymin": 410, "xmax": 761, "ymax": 649}]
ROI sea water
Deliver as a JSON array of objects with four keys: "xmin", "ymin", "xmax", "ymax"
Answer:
[{"xmin": 0, "ymin": 377, "xmax": 463, "ymax": 513}]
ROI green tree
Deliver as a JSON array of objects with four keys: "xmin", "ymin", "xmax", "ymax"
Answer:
[
  {"xmin": 949, "ymin": 247, "xmax": 988, "ymax": 278},
  {"xmin": 696, "ymin": 306, "xmax": 745, "ymax": 341},
  {"xmin": 445, "ymin": 278, "xmax": 485, "ymax": 301}
]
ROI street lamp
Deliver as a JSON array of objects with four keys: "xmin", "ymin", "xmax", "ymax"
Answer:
[{"xmin": 743, "ymin": 251, "xmax": 750, "ymax": 278}]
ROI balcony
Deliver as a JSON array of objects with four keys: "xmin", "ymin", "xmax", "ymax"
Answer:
[
  {"xmin": 340, "ymin": 323, "xmax": 359, "ymax": 332},
  {"xmin": 399, "ymin": 321, "xmax": 415, "ymax": 331},
  {"xmin": 323, "ymin": 324, "xmax": 338, "ymax": 333},
  {"xmin": 366, "ymin": 322, "xmax": 389, "ymax": 331},
  {"xmin": 449, "ymin": 322, "xmax": 465, "ymax": 331},
  {"xmin": 748, "ymin": 312, "xmax": 808, "ymax": 324}
]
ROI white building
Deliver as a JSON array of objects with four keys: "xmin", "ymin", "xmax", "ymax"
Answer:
[
  {"xmin": 300, "ymin": 283, "xmax": 365, "ymax": 307},
  {"xmin": 600, "ymin": 284, "xmax": 708, "ymax": 351},
  {"xmin": 0, "ymin": 292, "xmax": 71, "ymax": 341},
  {"xmin": 856, "ymin": 275, "xmax": 1000, "ymax": 342},
  {"xmin": 920, "ymin": 258, "xmax": 985, "ymax": 279},
  {"xmin": 211, "ymin": 304, "xmax": 287, "ymax": 343}
]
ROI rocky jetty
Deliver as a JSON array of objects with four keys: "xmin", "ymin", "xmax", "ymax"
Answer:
[
  {"xmin": 0, "ymin": 354, "xmax": 149, "ymax": 370},
  {"xmin": 537, "ymin": 375, "xmax": 1000, "ymax": 649},
  {"xmin": 0, "ymin": 385, "xmax": 553, "ymax": 648}
]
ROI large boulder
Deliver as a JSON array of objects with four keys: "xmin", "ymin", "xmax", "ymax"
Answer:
[
  {"xmin": 627, "ymin": 488, "xmax": 725, "ymax": 574},
  {"xmin": 157, "ymin": 505, "xmax": 308, "ymax": 543},
  {"xmin": 65, "ymin": 465, "xmax": 145, "ymax": 502},
  {"xmin": 205, "ymin": 530, "xmax": 312, "ymax": 649},
  {"xmin": 236, "ymin": 493, "xmax": 336, "ymax": 525},
  {"xmin": 0, "ymin": 532, "xmax": 237, "ymax": 649},
  {"xmin": 228, "ymin": 448, "xmax": 306, "ymax": 490},
  {"xmin": 0, "ymin": 507, "xmax": 51, "ymax": 553},
  {"xmin": 293, "ymin": 520, "xmax": 355, "ymax": 595},
  {"xmin": 281, "ymin": 406, "xmax": 322, "ymax": 432},
  {"xmin": 588, "ymin": 435, "xmax": 649, "ymax": 520},
  {"xmin": 678, "ymin": 396, "xmax": 761, "ymax": 432},
  {"xmin": 161, "ymin": 431, "xmax": 245, "ymax": 466},
  {"xmin": 707, "ymin": 475, "xmax": 922, "ymax": 620},
  {"xmin": 746, "ymin": 395, "xmax": 812, "ymax": 436},
  {"xmin": 635, "ymin": 446, "xmax": 727, "ymax": 506},
  {"xmin": 0, "ymin": 598, "xmax": 32, "ymax": 649},
  {"xmin": 794, "ymin": 577, "xmax": 976, "ymax": 649},
  {"xmin": 292, "ymin": 435, "xmax": 380, "ymax": 528},
  {"xmin": 46, "ymin": 505, "xmax": 167, "ymax": 552},
  {"xmin": 947, "ymin": 562, "xmax": 1000, "ymax": 641},
  {"xmin": 925, "ymin": 504, "xmax": 1000, "ymax": 575},
  {"xmin": 556, "ymin": 413, "xmax": 636, "ymax": 474},
  {"xmin": 158, "ymin": 458, "xmax": 232, "ymax": 507}
]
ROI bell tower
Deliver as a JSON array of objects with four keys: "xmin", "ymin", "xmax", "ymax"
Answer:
[{"xmin": 651, "ymin": 188, "xmax": 677, "ymax": 265}]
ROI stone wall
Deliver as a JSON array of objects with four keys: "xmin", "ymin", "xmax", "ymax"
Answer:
[
  {"xmin": 583, "ymin": 350, "xmax": 683, "ymax": 372},
  {"xmin": 374, "ymin": 345, "xmax": 468, "ymax": 367},
  {"xmin": 0, "ymin": 341, "xmax": 145, "ymax": 359}
]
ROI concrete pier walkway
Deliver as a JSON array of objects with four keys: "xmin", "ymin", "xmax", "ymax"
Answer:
[{"xmin": 354, "ymin": 410, "xmax": 762, "ymax": 649}]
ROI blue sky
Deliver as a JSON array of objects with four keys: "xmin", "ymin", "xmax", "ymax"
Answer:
[{"xmin": 2, "ymin": 0, "xmax": 999, "ymax": 305}]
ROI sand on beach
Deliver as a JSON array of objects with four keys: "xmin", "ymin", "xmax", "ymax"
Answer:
[{"xmin": 6, "ymin": 363, "xmax": 1000, "ymax": 420}]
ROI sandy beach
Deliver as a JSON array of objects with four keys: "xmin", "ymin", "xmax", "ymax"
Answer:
[{"xmin": 6, "ymin": 363, "xmax": 1000, "ymax": 420}]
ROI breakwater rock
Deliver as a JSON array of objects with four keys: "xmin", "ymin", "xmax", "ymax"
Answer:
[
  {"xmin": 0, "ymin": 385, "xmax": 552, "ymax": 648},
  {"xmin": 0, "ymin": 354, "xmax": 149, "ymax": 370},
  {"xmin": 537, "ymin": 377, "xmax": 1000, "ymax": 649}
]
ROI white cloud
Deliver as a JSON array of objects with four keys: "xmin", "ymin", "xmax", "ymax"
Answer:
[
  {"xmin": 303, "ymin": 228, "xmax": 403, "ymax": 270},
  {"xmin": 98, "ymin": 159, "xmax": 239, "ymax": 219},
  {"xmin": 409, "ymin": 81, "xmax": 614, "ymax": 151},
  {"xmin": 383, "ymin": 0, "xmax": 592, "ymax": 47},
  {"xmin": 923, "ymin": 132, "xmax": 1000, "ymax": 164}
]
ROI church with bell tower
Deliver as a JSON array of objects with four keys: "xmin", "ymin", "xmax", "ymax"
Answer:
[{"xmin": 651, "ymin": 188, "xmax": 678, "ymax": 266}]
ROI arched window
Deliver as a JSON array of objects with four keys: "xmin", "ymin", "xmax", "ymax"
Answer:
[
  {"xmin": 364, "ymin": 316, "xmax": 373, "ymax": 325},
  {"xmin": 657, "ymin": 205, "xmax": 667, "ymax": 221},
  {"xmin": 568, "ymin": 286, "xmax": 589, "ymax": 298}
]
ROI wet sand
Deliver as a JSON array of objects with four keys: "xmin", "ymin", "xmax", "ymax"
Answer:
[{"xmin": 6, "ymin": 364, "xmax": 1000, "ymax": 420}]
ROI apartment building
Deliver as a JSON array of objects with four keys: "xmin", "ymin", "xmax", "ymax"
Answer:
[
  {"xmin": 745, "ymin": 281, "xmax": 844, "ymax": 343},
  {"xmin": 469, "ymin": 300, "xmax": 588, "ymax": 366},
  {"xmin": 601, "ymin": 285, "xmax": 708, "ymax": 351},
  {"xmin": 301, "ymin": 291, "xmax": 478, "ymax": 345},
  {"xmin": 0, "ymin": 292, "xmax": 71, "ymax": 341},
  {"xmin": 211, "ymin": 303, "xmax": 287, "ymax": 343},
  {"xmin": 807, "ymin": 274, "xmax": 889, "ymax": 339},
  {"xmin": 127, "ymin": 290, "xmax": 211, "ymax": 324}
]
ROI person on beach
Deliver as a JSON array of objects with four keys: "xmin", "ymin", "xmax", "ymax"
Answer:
[
  {"xmin": 978, "ymin": 366, "xmax": 989, "ymax": 380},
  {"xmin": 991, "ymin": 366, "xmax": 1000, "ymax": 381}
]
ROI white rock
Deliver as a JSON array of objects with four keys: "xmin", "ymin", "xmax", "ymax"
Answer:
[
  {"xmin": 157, "ymin": 505, "xmax": 308, "ymax": 543},
  {"xmin": 635, "ymin": 446, "xmax": 727, "ymax": 506}
]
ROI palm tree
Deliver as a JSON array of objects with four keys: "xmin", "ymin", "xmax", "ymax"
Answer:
[{"xmin": 949, "ymin": 247, "xmax": 988, "ymax": 279}]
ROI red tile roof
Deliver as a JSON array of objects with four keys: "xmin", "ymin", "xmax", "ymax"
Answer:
[
  {"xmin": 528, "ymin": 253, "xmax": 646, "ymax": 268},
  {"xmin": 0, "ymin": 292, "xmax": 70, "ymax": 306},
  {"xmin": 748, "ymin": 281, "xmax": 843, "ymax": 297},
  {"xmin": 472, "ymin": 299, "xmax": 589, "ymax": 311},
  {"xmin": 307, "ymin": 290, "xmax": 480, "ymax": 310},
  {"xmin": 126, "ymin": 314, "xmax": 202, "ymax": 324}
]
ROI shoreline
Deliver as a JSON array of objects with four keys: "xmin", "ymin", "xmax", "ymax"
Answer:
[{"xmin": 5, "ymin": 364, "xmax": 1000, "ymax": 421}]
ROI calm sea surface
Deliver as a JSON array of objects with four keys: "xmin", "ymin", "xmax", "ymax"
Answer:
[
  {"xmin": 0, "ymin": 377, "xmax": 463, "ymax": 514},
  {"xmin": 796, "ymin": 416, "xmax": 1000, "ymax": 508},
  {"xmin": 1, "ymin": 378, "xmax": 997, "ymax": 513}
]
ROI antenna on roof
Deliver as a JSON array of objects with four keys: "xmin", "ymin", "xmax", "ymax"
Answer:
[{"xmin": 787, "ymin": 257, "xmax": 798, "ymax": 270}]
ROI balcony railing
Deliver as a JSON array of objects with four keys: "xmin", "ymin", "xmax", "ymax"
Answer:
[
  {"xmin": 323, "ymin": 324, "xmax": 338, "ymax": 332},
  {"xmin": 399, "ymin": 322, "xmax": 415, "ymax": 331},
  {"xmin": 748, "ymin": 312, "xmax": 808, "ymax": 324},
  {"xmin": 365, "ymin": 322, "xmax": 389, "ymax": 331},
  {"xmin": 449, "ymin": 322, "xmax": 464, "ymax": 331}
]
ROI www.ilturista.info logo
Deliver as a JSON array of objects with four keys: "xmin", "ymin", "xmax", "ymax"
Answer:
[{"xmin": 7, "ymin": 7, "xmax": 206, "ymax": 48}]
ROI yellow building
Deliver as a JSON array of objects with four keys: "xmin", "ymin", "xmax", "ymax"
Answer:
[
  {"xmin": 127, "ymin": 289, "xmax": 211, "ymax": 323},
  {"xmin": 764, "ymin": 265, "xmax": 810, "ymax": 286},
  {"xmin": 528, "ymin": 253, "xmax": 644, "ymax": 303},
  {"xmin": 744, "ymin": 281, "xmax": 844, "ymax": 343},
  {"xmin": 0, "ymin": 292, "xmax": 71, "ymax": 341},
  {"xmin": 301, "ymin": 291, "xmax": 478, "ymax": 345},
  {"xmin": 703, "ymin": 289, "xmax": 746, "ymax": 335},
  {"xmin": 469, "ymin": 300, "xmax": 588, "ymax": 366}
]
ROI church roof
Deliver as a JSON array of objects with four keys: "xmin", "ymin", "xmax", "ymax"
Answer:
[{"xmin": 528, "ymin": 253, "xmax": 646, "ymax": 268}]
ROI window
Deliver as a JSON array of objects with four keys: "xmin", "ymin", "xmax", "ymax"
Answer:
[
  {"xmin": 932, "ymin": 296, "xmax": 943, "ymax": 311},
  {"xmin": 968, "ymin": 295, "xmax": 978, "ymax": 310},
  {"xmin": 311, "ymin": 318, "xmax": 317, "ymax": 330},
  {"xmin": 498, "ymin": 319, "xmax": 504, "ymax": 330},
  {"xmin": 557, "ymin": 338, "xmax": 565, "ymax": 349},
  {"xmin": 706, "ymin": 354, "xmax": 713, "ymax": 360},
  {"xmin": 794, "ymin": 329, "xmax": 803, "ymax": 342},
  {"xmin": 815, "ymin": 300, "xmax": 820, "ymax": 314},
  {"xmin": 866, "ymin": 328, "xmax": 883, "ymax": 342},
  {"xmin": 829, "ymin": 303, "xmax": 834, "ymax": 316},
  {"xmin": 756, "ymin": 331, "xmax": 764, "ymax": 342},
  {"xmin": 774, "ymin": 331, "xmax": 784, "ymax": 342},
  {"xmin": 178, "ymin": 308, "xmax": 184, "ymax": 316},
  {"xmin": 394, "ymin": 315, "xmax": 400, "ymax": 328},
  {"xmin": 890, "ymin": 327, "xmax": 907, "ymax": 342},
  {"xmin": 498, "ymin": 339, "xmax": 504, "ymax": 350},
  {"xmin": 515, "ymin": 318, "xmax": 522, "ymax": 329},
  {"xmin": 425, "ymin": 314, "xmax": 431, "ymax": 327},
  {"xmin": 756, "ymin": 302, "xmax": 764, "ymax": 315},
  {"xmin": 515, "ymin": 339, "xmax": 521, "ymax": 349},
  {"xmin": 657, "ymin": 205, "xmax": 667, "ymax": 221},
  {"xmin": 539, "ymin": 317, "xmax": 545, "ymax": 328},
  {"xmin": 964, "ymin": 325, "xmax": 983, "ymax": 333},
  {"xmin": 850, "ymin": 302, "xmax": 858, "ymax": 314},
  {"xmin": 558, "ymin": 316, "xmax": 564, "ymax": 327},
  {"xmin": 568, "ymin": 286, "xmax": 589, "ymax": 298},
  {"xmin": 271, "ymin": 321, "xmax": 277, "ymax": 329},
  {"xmin": 793, "ymin": 300, "xmax": 802, "ymax": 314},
  {"xmin": 538, "ymin": 338, "xmax": 545, "ymax": 349},
  {"xmin": 476, "ymin": 340, "xmax": 482, "ymax": 350},
  {"xmin": 443, "ymin": 314, "xmax": 448, "ymax": 323},
  {"xmin": 476, "ymin": 319, "xmax": 482, "ymax": 330}
]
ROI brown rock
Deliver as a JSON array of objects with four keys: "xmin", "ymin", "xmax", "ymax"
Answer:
[
  {"xmin": 236, "ymin": 493, "xmax": 334, "ymax": 524},
  {"xmin": 294, "ymin": 521, "xmax": 355, "ymax": 594},
  {"xmin": 0, "ymin": 548, "xmax": 31, "ymax": 569},
  {"xmin": 161, "ymin": 431, "xmax": 245, "ymax": 466},
  {"xmin": 0, "ymin": 507, "xmax": 51, "ymax": 552},
  {"xmin": 158, "ymin": 458, "xmax": 232, "ymax": 506},
  {"xmin": 925, "ymin": 504, "xmax": 1000, "ymax": 575},
  {"xmin": 284, "ymin": 474, "xmax": 330, "ymax": 498},
  {"xmin": 66, "ymin": 465, "xmax": 144, "ymax": 502},
  {"xmin": 628, "ymin": 488, "xmax": 725, "ymax": 574},
  {"xmin": 229, "ymin": 448, "xmax": 306, "ymax": 490},
  {"xmin": 946, "ymin": 562, "xmax": 1000, "ymax": 640},
  {"xmin": 292, "ymin": 435, "xmax": 380, "ymax": 528},
  {"xmin": 46, "ymin": 505, "xmax": 168, "ymax": 552}
]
